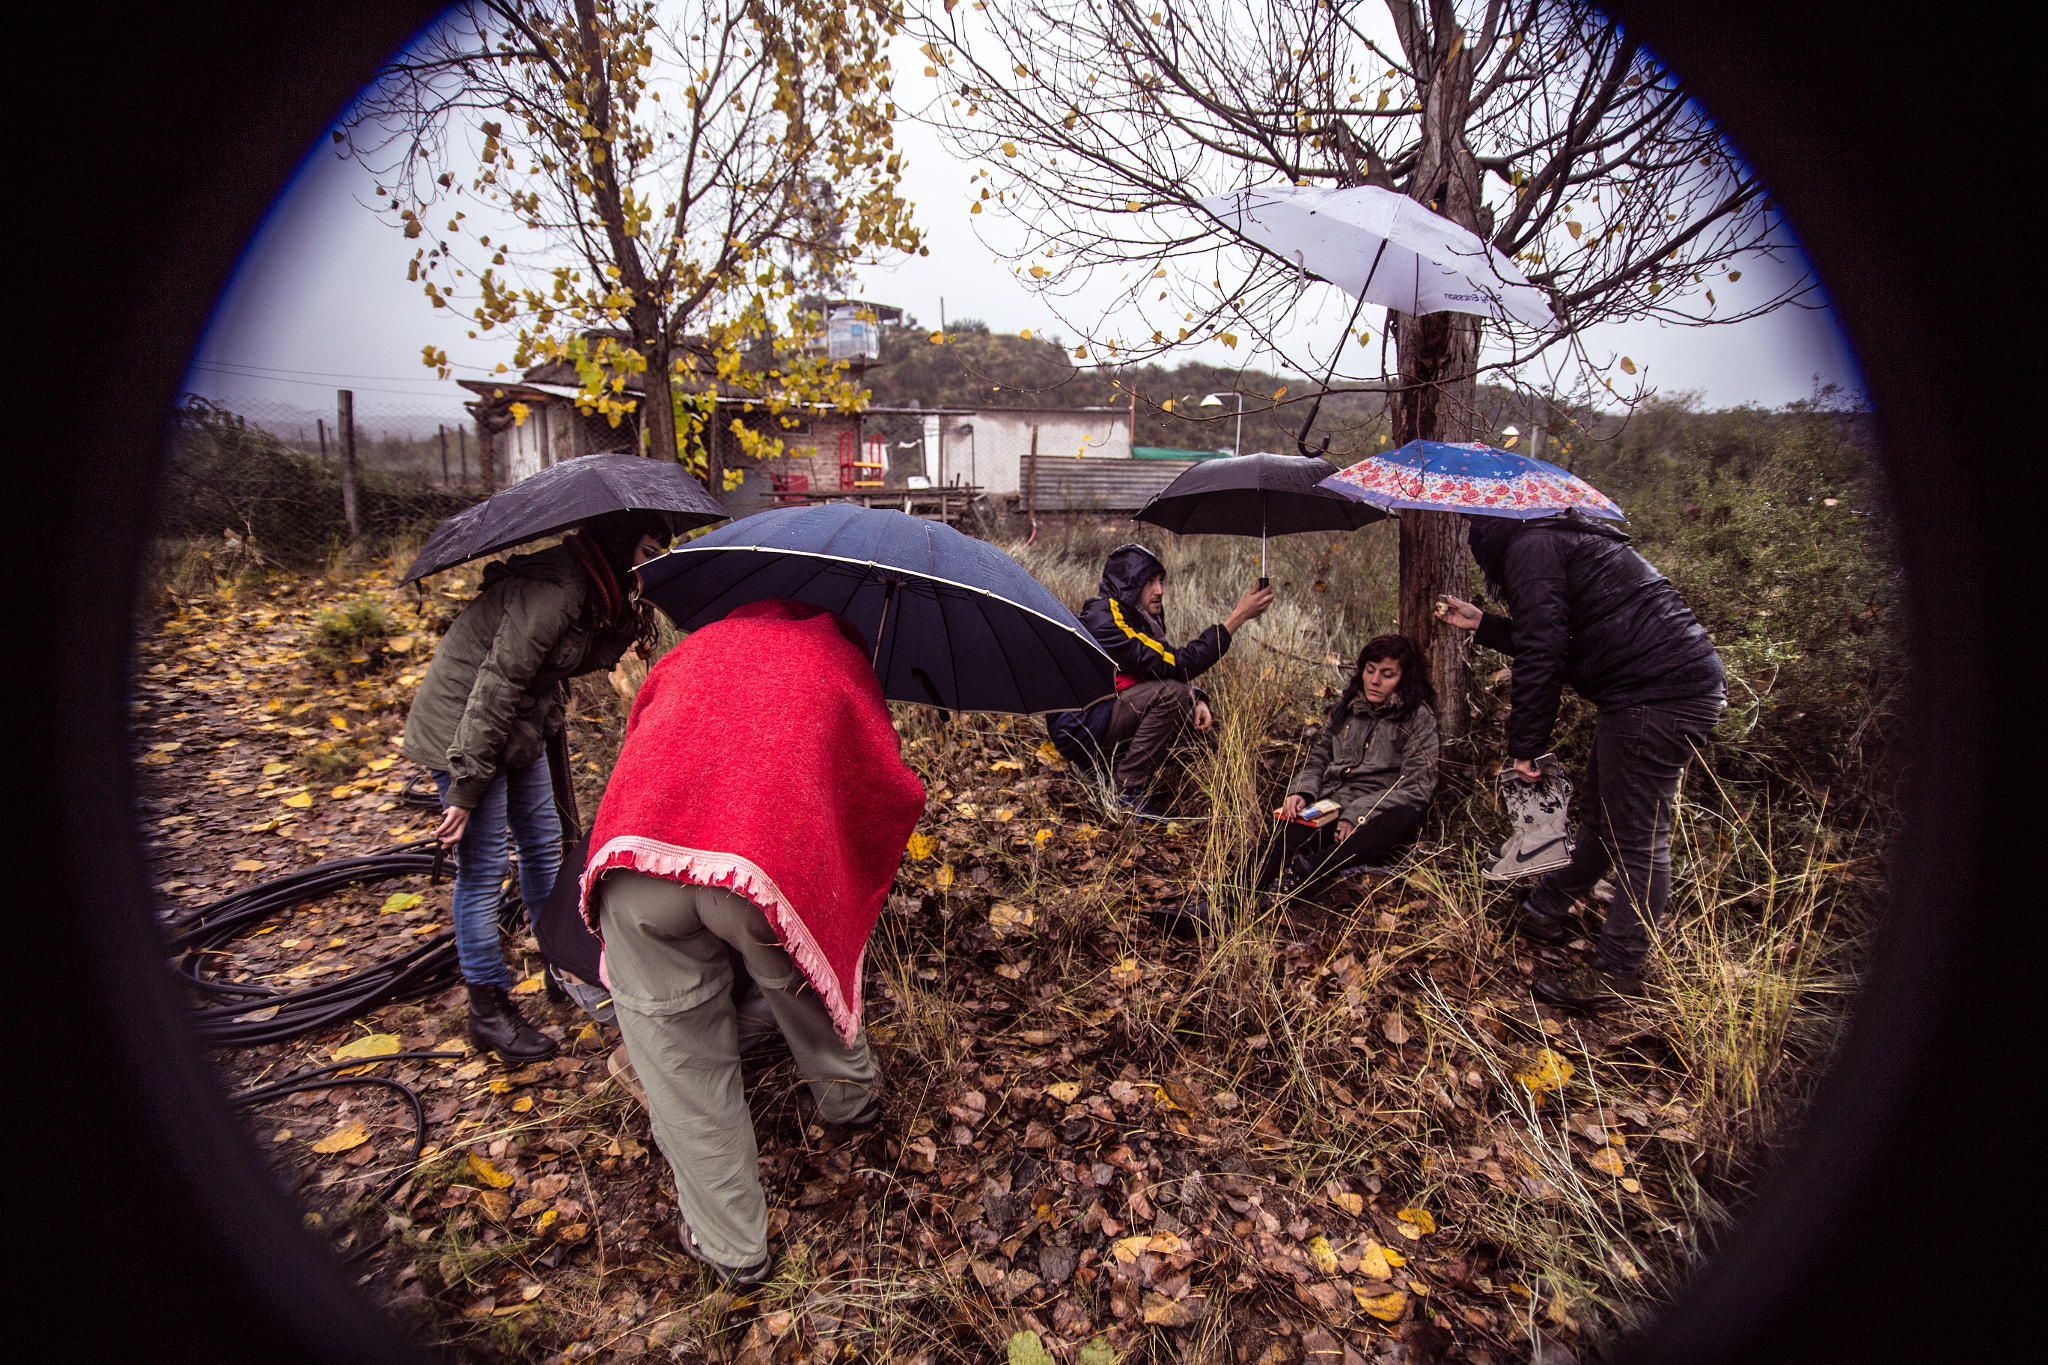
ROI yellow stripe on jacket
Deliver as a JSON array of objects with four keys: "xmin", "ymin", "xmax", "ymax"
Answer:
[{"xmin": 1108, "ymin": 599, "xmax": 1176, "ymax": 665}]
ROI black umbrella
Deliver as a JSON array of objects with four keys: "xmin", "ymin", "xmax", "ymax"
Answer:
[
  {"xmin": 635, "ymin": 503, "xmax": 1116, "ymax": 715},
  {"xmin": 1134, "ymin": 451, "xmax": 1390, "ymax": 584},
  {"xmin": 399, "ymin": 453, "xmax": 728, "ymax": 584}
]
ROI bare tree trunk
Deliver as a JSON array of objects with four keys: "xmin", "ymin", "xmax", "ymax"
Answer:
[
  {"xmin": 640, "ymin": 329, "xmax": 679, "ymax": 463},
  {"xmin": 1390, "ymin": 307, "xmax": 1480, "ymax": 738}
]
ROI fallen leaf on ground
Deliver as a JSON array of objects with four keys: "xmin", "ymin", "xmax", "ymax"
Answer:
[
  {"xmin": 330, "ymin": 1033, "xmax": 400, "ymax": 1063},
  {"xmin": 1396, "ymin": 1208, "xmax": 1435, "ymax": 1236},
  {"xmin": 231, "ymin": 858, "xmax": 266, "ymax": 872},
  {"xmin": 1140, "ymin": 1291, "xmax": 1206, "ymax": 1327},
  {"xmin": 1515, "ymin": 1048, "xmax": 1575, "ymax": 1097},
  {"xmin": 381, "ymin": 892, "xmax": 424, "ymax": 914},
  {"xmin": 1383, "ymin": 1012, "xmax": 1410, "ymax": 1046},
  {"xmin": 1045, "ymin": 1081, "xmax": 1081, "ymax": 1102},
  {"xmin": 282, "ymin": 793, "xmax": 312, "ymax": 808},
  {"xmin": 1357, "ymin": 1241, "xmax": 1393, "ymax": 1279},
  {"xmin": 311, "ymin": 1121, "xmax": 368, "ymax": 1154},
  {"xmin": 1356, "ymin": 1287, "xmax": 1408, "ymax": 1321},
  {"xmin": 907, "ymin": 832, "xmax": 937, "ymax": 861},
  {"xmin": 509, "ymin": 974, "xmax": 546, "ymax": 995},
  {"xmin": 468, "ymin": 1153, "xmax": 515, "ymax": 1188},
  {"xmin": 1332, "ymin": 1190, "xmax": 1364, "ymax": 1216},
  {"xmin": 1586, "ymin": 1146, "xmax": 1626, "ymax": 1176},
  {"xmin": 1307, "ymin": 1235, "xmax": 1340, "ymax": 1275}
]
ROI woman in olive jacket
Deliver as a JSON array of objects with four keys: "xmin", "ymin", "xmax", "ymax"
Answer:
[
  {"xmin": 401, "ymin": 510, "xmax": 668, "ymax": 1062},
  {"xmin": 1155, "ymin": 634, "xmax": 1437, "ymax": 934},
  {"xmin": 1263, "ymin": 632, "xmax": 1439, "ymax": 894}
]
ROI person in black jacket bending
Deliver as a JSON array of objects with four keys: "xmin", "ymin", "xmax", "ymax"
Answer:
[
  {"xmin": 1436, "ymin": 510, "xmax": 1724, "ymax": 1009},
  {"xmin": 1049, "ymin": 543, "xmax": 1273, "ymax": 819}
]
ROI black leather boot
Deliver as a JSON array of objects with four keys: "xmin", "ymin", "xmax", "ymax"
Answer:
[{"xmin": 467, "ymin": 981, "xmax": 558, "ymax": 1063}]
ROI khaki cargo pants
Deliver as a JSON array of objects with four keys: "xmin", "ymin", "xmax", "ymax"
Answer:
[{"xmin": 595, "ymin": 869, "xmax": 878, "ymax": 1270}]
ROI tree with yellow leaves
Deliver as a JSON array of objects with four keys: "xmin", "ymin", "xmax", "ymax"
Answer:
[{"xmin": 344, "ymin": 0, "xmax": 924, "ymax": 485}]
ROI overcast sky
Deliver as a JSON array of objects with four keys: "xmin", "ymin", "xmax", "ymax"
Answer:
[{"xmin": 190, "ymin": 25, "xmax": 1862, "ymax": 429}]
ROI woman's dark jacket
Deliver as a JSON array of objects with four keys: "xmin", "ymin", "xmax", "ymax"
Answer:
[
  {"xmin": 1469, "ymin": 511, "xmax": 1724, "ymax": 760},
  {"xmin": 401, "ymin": 544, "xmax": 639, "ymax": 808},
  {"xmin": 1287, "ymin": 693, "xmax": 1439, "ymax": 824}
]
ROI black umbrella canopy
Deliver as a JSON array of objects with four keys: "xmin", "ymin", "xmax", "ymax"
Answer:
[
  {"xmin": 399, "ymin": 453, "xmax": 729, "ymax": 584},
  {"xmin": 1135, "ymin": 451, "xmax": 1391, "ymax": 537},
  {"xmin": 635, "ymin": 503, "xmax": 1116, "ymax": 716}
]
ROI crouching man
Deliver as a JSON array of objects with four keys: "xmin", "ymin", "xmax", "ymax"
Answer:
[
  {"xmin": 577, "ymin": 599, "xmax": 926, "ymax": 1288},
  {"xmin": 1049, "ymin": 542, "xmax": 1272, "ymax": 819}
]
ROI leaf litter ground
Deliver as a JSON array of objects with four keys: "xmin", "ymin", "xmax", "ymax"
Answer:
[{"xmin": 139, "ymin": 555, "xmax": 1772, "ymax": 1365}]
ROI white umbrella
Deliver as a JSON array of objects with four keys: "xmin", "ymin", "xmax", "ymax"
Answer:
[{"xmin": 1198, "ymin": 184, "xmax": 1558, "ymax": 330}]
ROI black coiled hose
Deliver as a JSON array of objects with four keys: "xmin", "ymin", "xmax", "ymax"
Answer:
[{"xmin": 164, "ymin": 839, "xmax": 523, "ymax": 1048}]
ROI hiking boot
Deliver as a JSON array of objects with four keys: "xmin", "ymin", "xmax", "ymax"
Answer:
[
  {"xmin": 676, "ymin": 1215, "xmax": 773, "ymax": 1291},
  {"xmin": 1117, "ymin": 790, "xmax": 1172, "ymax": 823},
  {"xmin": 467, "ymin": 981, "xmax": 559, "ymax": 1064},
  {"xmin": 1533, "ymin": 963, "xmax": 1643, "ymax": 1010}
]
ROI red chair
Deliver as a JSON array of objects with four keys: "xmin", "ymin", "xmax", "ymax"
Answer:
[{"xmin": 770, "ymin": 472, "xmax": 811, "ymax": 506}]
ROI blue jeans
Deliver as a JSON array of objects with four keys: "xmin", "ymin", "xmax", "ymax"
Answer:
[
  {"xmin": 432, "ymin": 762, "xmax": 563, "ymax": 990},
  {"xmin": 1525, "ymin": 694, "xmax": 1724, "ymax": 975}
]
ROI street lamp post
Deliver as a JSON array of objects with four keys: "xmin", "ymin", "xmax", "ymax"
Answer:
[{"xmin": 1200, "ymin": 391, "xmax": 1244, "ymax": 459}]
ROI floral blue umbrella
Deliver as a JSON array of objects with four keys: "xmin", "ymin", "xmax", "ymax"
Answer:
[{"xmin": 1317, "ymin": 439, "xmax": 1625, "ymax": 521}]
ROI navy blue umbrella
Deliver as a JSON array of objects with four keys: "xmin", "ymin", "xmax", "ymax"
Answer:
[{"xmin": 635, "ymin": 504, "xmax": 1115, "ymax": 715}]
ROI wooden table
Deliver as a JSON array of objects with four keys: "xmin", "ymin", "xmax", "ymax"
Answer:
[{"xmin": 792, "ymin": 486, "xmax": 985, "ymax": 525}]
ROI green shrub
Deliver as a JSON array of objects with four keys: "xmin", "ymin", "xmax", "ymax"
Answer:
[{"xmin": 311, "ymin": 596, "xmax": 399, "ymax": 669}]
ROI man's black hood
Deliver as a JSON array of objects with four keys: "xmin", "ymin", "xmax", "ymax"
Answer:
[
  {"xmin": 1466, "ymin": 509, "xmax": 1630, "ymax": 598},
  {"xmin": 1098, "ymin": 543, "xmax": 1167, "ymax": 608}
]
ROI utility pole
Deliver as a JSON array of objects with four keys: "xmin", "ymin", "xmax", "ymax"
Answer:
[{"xmin": 336, "ymin": 390, "xmax": 361, "ymax": 549}]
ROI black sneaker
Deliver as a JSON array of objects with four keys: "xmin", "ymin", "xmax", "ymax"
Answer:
[
  {"xmin": 1513, "ymin": 901, "xmax": 1575, "ymax": 945},
  {"xmin": 1147, "ymin": 895, "xmax": 1219, "ymax": 940},
  {"xmin": 1117, "ymin": 790, "xmax": 1172, "ymax": 823},
  {"xmin": 1533, "ymin": 963, "xmax": 1643, "ymax": 1010}
]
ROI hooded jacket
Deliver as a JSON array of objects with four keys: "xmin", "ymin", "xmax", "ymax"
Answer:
[
  {"xmin": 1468, "ymin": 511, "xmax": 1724, "ymax": 759},
  {"xmin": 401, "ymin": 542, "xmax": 641, "ymax": 808},
  {"xmin": 1076, "ymin": 543, "xmax": 1233, "ymax": 690},
  {"xmin": 1287, "ymin": 691, "xmax": 1439, "ymax": 823}
]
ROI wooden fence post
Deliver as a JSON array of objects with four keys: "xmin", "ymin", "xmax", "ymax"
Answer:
[
  {"xmin": 336, "ymin": 389, "xmax": 361, "ymax": 548},
  {"xmin": 438, "ymin": 424, "xmax": 450, "ymax": 484},
  {"xmin": 1026, "ymin": 423, "xmax": 1039, "ymax": 536}
]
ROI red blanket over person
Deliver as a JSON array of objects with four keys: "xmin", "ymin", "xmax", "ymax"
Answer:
[{"xmin": 579, "ymin": 598, "xmax": 927, "ymax": 1046}]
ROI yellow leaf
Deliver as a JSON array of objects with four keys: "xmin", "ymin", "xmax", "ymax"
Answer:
[
  {"xmin": 936, "ymin": 863, "xmax": 955, "ymax": 888},
  {"xmin": 1586, "ymin": 1145, "xmax": 1627, "ymax": 1176},
  {"xmin": 467, "ymin": 1153, "xmax": 515, "ymax": 1188},
  {"xmin": 511, "ymin": 1096, "xmax": 535, "ymax": 1113},
  {"xmin": 1029, "ymin": 265, "xmax": 1049, "ymax": 279},
  {"xmin": 1396, "ymin": 1208, "xmax": 1435, "ymax": 1236},
  {"xmin": 1273, "ymin": 385, "xmax": 1289, "ymax": 400},
  {"xmin": 510, "ymin": 974, "xmax": 546, "ymax": 996},
  {"xmin": 311, "ymin": 1121, "xmax": 369, "ymax": 1154},
  {"xmin": 1045, "ymin": 1081, "xmax": 1082, "ymax": 1102},
  {"xmin": 386, "ymin": 636, "xmax": 414, "ymax": 654},
  {"xmin": 1381, "ymin": 1245, "xmax": 1407, "ymax": 1268},
  {"xmin": 1019, "ymin": 328, "xmax": 1032, "ymax": 339},
  {"xmin": 1356, "ymin": 1288, "xmax": 1407, "ymax": 1321},
  {"xmin": 1307, "ymin": 1235, "xmax": 1339, "ymax": 1275},
  {"xmin": 329, "ymin": 715, "xmax": 349, "ymax": 730},
  {"xmin": 329, "ymin": 786, "xmax": 352, "ymax": 799},
  {"xmin": 1515, "ymin": 1048, "xmax": 1575, "ymax": 1097},
  {"xmin": 1146, "ymin": 1231, "xmax": 1184, "ymax": 1253},
  {"xmin": 1125, "ymin": 200, "xmax": 1142, "ymax": 211},
  {"xmin": 380, "ymin": 892, "xmax": 424, "ymax": 914},
  {"xmin": 1566, "ymin": 220, "xmax": 1583, "ymax": 239},
  {"xmin": 330, "ymin": 1033, "xmax": 400, "ymax": 1063},
  {"xmin": 367, "ymin": 757, "xmax": 397, "ymax": 771},
  {"xmin": 1332, "ymin": 1191, "xmax": 1364, "ymax": 1216},
  {"xmin": 988, "ymin": 903, "xmax": 1035, "ymax": 935},
  {"xmin": 906, "ymin": 832, "xmax": 937, "ymax": 861},
  {"xmin": 1112, "ymin": 1234, "xmax": 1151, "ymax": 1263},
  {"xmin": 535, "ymin": 1208, "xmax": 559, "ymax": 1231},
  {"xmin": 283, "ymin": 793, "xmax": 313, "ymax": 808},
  {"xmin": 231, "ymin": 859, "xmax": 266, "ymax": 873},
  {"xmin": 1036, "ymin": 741, "xmax": 1062, "ymax": 763},
  {"xmin": 990, "ymin": 758, "xmax": 1023, "ymax": 772},
  {"xmin": 1728, "ymin": 269, "xmax": 1741, "ymax": 282},
  {"xmin": 1219, "ymin": 332, "xmax": 1239, "ymax": 348},
  {"xmin": 261, "ymin": 762, "xmax": 289, "ymax": 776},
  {"xmin": 991, "ymin": 807, "xmax": 1017, "ymax": 822},
  {"xmin": 1357, "ymin": 1241, "xmax": 1393, "ymax": 1279},
  {"xmin": 969, "ymin": 201, "xmax": 982, "ymax": 214},
  {"xmin": 1620, "ymin": 356, "xmax": 1637, "ymax": 374},
  {"xmin": 1002, "ymin": 141, "xmax": 1018, "ymax": 157}
]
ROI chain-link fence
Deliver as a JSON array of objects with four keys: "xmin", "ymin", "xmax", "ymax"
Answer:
[{"xmin": 158, "ymin": 395, "xmax": 482, "ymax": 565}]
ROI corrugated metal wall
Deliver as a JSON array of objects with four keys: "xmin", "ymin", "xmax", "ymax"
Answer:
[{"xmin": 1016, "ymin": 457, "xmax": 1201, "ymax": 513}]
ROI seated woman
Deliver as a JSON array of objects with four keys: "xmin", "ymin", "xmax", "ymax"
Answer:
[
  {"xmin": 1264, "ymin": 633, "xmax": 1439, "ymax": 895},
  {"xmin": 1154, "ymin": 634, "xmax": 1438, "ymax": 934}
]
